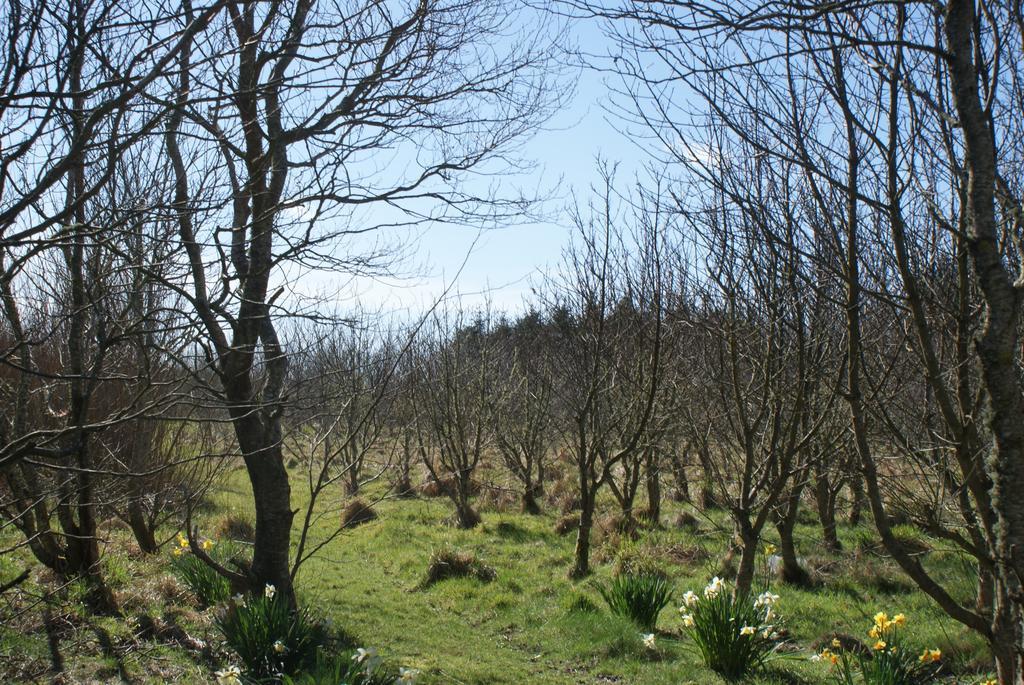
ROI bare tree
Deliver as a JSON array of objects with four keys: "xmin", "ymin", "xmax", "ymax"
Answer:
[
  {"xmin": 410, "ymin": 309, "xmax": 497, "ymax": 529},
  {"xmin": 581, "ymin": 1, "xmax": 1024, "ymax": 677},
  {"xmin": 487, "ymin": 311, "xmax": 554, "ymax": 514},
  {"xmin": 545, "ymin": 168, "xmax": 666, "ymax": 578},
  {"xmin": 159, "ymin": 0, "xmax": 564, "ymax": 602}
]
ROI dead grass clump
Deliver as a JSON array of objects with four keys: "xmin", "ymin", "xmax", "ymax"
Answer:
[
  {"xmin": 671, "ymin": 511, "xmax": 702, "ymax": 532},
  {"xmin": 594, "ymin": 513, "xmax": 640, "ymax": 547},
  {"xmin": 214, "ymin": 512, "xmax": 256, "ymax": 543},
  {"xmin": 341, "ymin": 498, "xmax": 378, "ymax": 528},
  {"xmin": 477, "ymin": 487, "xmax": 519, "ymax": 513},
  {"xmin": 418, "ymin": 476, "xmax": 481, "ymax": 498},
  {"xmin": 659, "ymin": 542, "xmax": 710, "ymax": 566},
  {"xmin": 155, "ymin": 575, "xmax": 186, "ymax": 603},
  {"xmin": 554, "ymin": 514, "xmax": 579, "ymax": 536},
  {"xmin": 420, "ymin": 547, "xmax": 496, "ymax": 588}
]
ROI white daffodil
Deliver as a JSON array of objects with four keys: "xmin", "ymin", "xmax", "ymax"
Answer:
[
  {"xmin": 704, "ymin": 576, "xmax": 725, "ymax": 598},
  {"xmin": 680, "ymin": 613, "xmax": 695, "ymax": 628},
  {"xmin": 762, "ymin": 628, "xmax": 772, "ymax": 639},
  {"xmin": 354, "ymin": 647, "xmax": 379, "ymax": 663},
  {"xmin": 396, "ymin": 666, "xmax": 419, "ymax": 684},
  {"xmin": 740, "ymin": 626, "xmax": 756, "ymax": 636},
  {"xmin": 272, "ymin": 640, "xmax": 286, "ymax": 654},
  {"xmin": 232, "ymin": 593, "xmax": 245, "ymax": 606},
  {"xmin": 754, "ymin": 591, "xmax": 780, "ymax": 608},
  {"xmin": 642, "ymin": 633, "xmax": 656, "ymax": 649},
  {"xmin": 682, "ymin": 590, "xmax": 699, "ymax": 607},
  {"xmin": 264, "ymin": 583, "xmax": 276, "ymax": 600},
  {"xmin": 214, "ymin": 665, "xmax": 242, "ymax": 685}
]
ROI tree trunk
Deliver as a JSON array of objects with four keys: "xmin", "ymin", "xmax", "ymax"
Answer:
[
  {"xmin": 521, "ymin": 480, "xmax": 542, "ymax": 515},
  {"xmin": 345, "ymin": 468, "xmax": 360, "ymax": 497},
  {"xmin": 570, "ymin": 489, "xmax": 595, "ymax": 579},
  {"xmin": 734, "ymin": 525, "xmax": 759, "ymax": 597},
  {"xmin": 776, "ymin": 503, "xmax": 810, "ymax": 586},
  {"xmin": 454, "ymin": 472, "xmax": 480, "ymax": 528},
  {"xmin": 813, "ymin": 467, "xmax": 842, "ymax": 552},
  {"xmin": 847, "ymin": 471, "xmax": 864, "ymax": 526},
  {"xmin": 669, "ymin": 448, "xmax": 690, "ymax": 503},
  {"xmin": 644, "ymin": 450, "xmax": 661, "ymax": 526},
  {"xmin": 455, "ymin": 501, "xmax": 481, "ymax": 529},
  {"xmin": 127, "ymin": 500, "xmax": 158, "ymax": 554},
  {"xmin": 233, "ymin": 409, "xmax": 295, "ymax": 604}
]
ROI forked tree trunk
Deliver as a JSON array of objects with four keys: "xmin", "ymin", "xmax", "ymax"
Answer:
[{"xmin": 813, "ymin": 466, "xmax": 842, "ymax": 552}]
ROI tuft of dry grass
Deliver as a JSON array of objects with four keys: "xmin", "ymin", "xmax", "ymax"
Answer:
[
  {"xmin": 214, "ymin": 512, "xmax": 256, "ymax": 542},
  {"xmin": 554, "ymin": 514, "xmax": 579, "ymax": 536},
  {"xmin": 341, "ymin": 498, "xmax": 378, "ymax": 528},
  {"xmin": 419, "ymin": 547, "xmax": 497, "ymax": 588}
]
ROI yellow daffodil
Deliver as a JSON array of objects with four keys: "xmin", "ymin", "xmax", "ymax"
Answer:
[
  {"xmin": 919, "ymin": 648, "xmax": 941, "ymax": 663},
  {"xmin": 892, "ymin": 613, "xmax": 906, "ymax": 627},
  {"xmin": 740, "ymin": 626, "xmax": 756, "ymax": 636},
  {"xmin": 202, "ymin": 538, "xmax": 215, "ymax": 551},
  {"xmin": 873, "ymin": 640, "xmax": 886, "ymax": 651}
]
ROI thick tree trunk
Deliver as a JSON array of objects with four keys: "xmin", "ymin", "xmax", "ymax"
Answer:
[{"xmin": 232, "ymin": 408, "xmax": 295, "ymax": 604}]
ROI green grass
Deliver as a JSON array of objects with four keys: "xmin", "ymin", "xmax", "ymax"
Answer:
[{"xmin": 0, "ymin": 463, "xmax": 996, "ymax": 683}]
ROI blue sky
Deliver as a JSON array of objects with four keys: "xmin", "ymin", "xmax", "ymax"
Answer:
[{"xmin": 331, "ymin": 17, "xmax": 650, "ymax": 316}]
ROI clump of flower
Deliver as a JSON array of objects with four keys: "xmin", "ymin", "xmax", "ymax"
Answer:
[
  {"xmin": 396, "ymin": 666, "xmax": 419, "ymax": 684},
  {"xmin": 642, "ymin": 633, "xmax": 657, "ymax": 650},
  {"xmin": 172, "ymin": 532, "xmax": 215, "ymax": 556},
  {"xmin": 214, "ymin": 664, "xmax": 242, "ymax": 685},
  {"xmin": 169, "ymin": 534, "xmax": 231, "ymax": 606},
  {"xmin": 814, "ymin": 612, "xmax": 943, "ymax": 684},
  {"xmin": 679, "ymin": 577, "xmax": 783, "ymax": 678},
  {"xmin": 214, "ymin": 585, "xmax": 326, "ymax": 680},
  {"xmin": 354, "ymin": 646, "xmax": 383, "ymax": 677}
]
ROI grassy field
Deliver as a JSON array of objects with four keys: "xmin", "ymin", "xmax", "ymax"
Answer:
[{"xmin": 0, "ymin": 463, "xmax": 996, "ymax": 684}]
